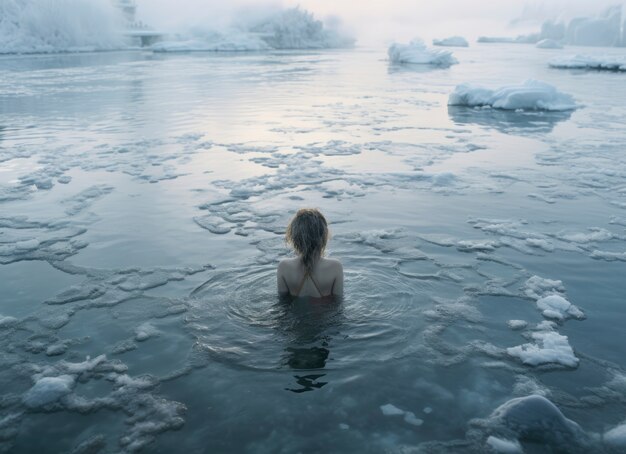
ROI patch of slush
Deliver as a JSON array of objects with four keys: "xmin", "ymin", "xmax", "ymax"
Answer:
[
  {"xmin": 448, "ymin": 80, "xmax": 578, "ymax": 111},
  {"xmin": 507, "ymin": 320, "xmax": 527, "ymax": 330},
  {"xmin": 388, "ymin": 39, "xmax": 458, "ymax": 67},
  {"xmin": 380, "ymin": 403, "xmax": 425, "ymax": 426},
  {"xmin": 549, "ymin": 55, "xmax": 626, "ymax": 71}
]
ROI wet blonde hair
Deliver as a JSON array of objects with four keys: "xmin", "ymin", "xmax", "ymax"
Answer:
[{"xmin": 286, "ymin": 208, "xmax": 329, "ymax": 273}]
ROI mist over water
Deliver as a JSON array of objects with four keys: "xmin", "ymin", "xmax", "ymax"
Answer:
[{"xmin": 1, "ymin": 0, "xmax": 626, "ymax": 453}]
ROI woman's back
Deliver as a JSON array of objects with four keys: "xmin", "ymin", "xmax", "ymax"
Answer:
[{"xmin": 278, "ymin": 257, "xmax": 343, "ymax": 298}]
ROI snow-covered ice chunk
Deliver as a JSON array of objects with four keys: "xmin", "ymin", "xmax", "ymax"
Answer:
[
  {"xmin": 380, "ymin": 403, "xmax": 405, "ymax": 416},
  {"xmin": 536, "ymin": 294, "xmax": 584, "ymax": 320},
  {"xmin": 523, "ymin": 276, "xmax": 565, "ymax": 300},
  {"xmin": 433, "ymin": 36, "xmax": 469, "ymax": 47},
  {"xmin": 23, "ymin": 375, "xmax": 75, "ymax": 408},
  {"xmin": 448, "ymin": 80, "xmax": 578, "ymax": 111},
  {"xmin": 507, "ymin": 322, "xmax": 578, "ymax": 367},
  {"xmin": 486, "ymin": 436, "xmax": 523, "ymax": 453},
  {"xmin": 388, "ymin": 39, "xmax": 458, "ymax": 67},
  {"xmin": 536, "ymin": 39, "xmax": 563, "ymax": 49},
  {"xmin": 487, "ymin": 395, "xmax": 589, "ymax": 448},
  {"xmin": 549, "ymin": 55, "xmax": 626, "ymax": 71}
]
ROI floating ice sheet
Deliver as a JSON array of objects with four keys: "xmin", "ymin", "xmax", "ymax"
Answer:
[
  {"xmin": 388, "ymin": 39, "xmax": 458, "ymax": 67},
  {"xmin": 448, "ymin": 80, "xmax": 578, "ymax": 111},
  {"xmin": 549, "ymin": 55, "xmax": 626, "ymax": 71}
]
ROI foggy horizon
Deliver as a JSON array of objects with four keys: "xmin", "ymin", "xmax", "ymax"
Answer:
[{"xmin": 135, "ymin": 0, "xmax": 626, "ymax": 45}]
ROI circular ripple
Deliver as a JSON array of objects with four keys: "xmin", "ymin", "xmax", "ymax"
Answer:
[{"xmin": 188, "ymin": 256, "xmax": 445, "ymax": 371}]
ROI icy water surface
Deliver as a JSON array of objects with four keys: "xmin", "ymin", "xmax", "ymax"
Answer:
[{"xmin": 1, "ymin": 45, "xmax": 626, "ymax": 453}]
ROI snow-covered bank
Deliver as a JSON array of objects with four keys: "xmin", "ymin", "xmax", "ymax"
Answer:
[
  {"xmin": 448, "ymin": 80, "xmax": 578, "ymax": 111},
  {"xmin": 151, "ymin": 8, "xmax": 354, "ymax": 52},
  {"xmin": 0, "ymin": 0, "xmax": 127, "ymax": 54},
  {"xmin": 549, "ymin": 55, "xmax": 626, "ymax": 71},
  {"xmin": 432, "ymin": 36, "xmax": 468, "ymax": 47},
  {"xmin": 388, "ymin": 39, "xmax": 457, "ymax": 67}
]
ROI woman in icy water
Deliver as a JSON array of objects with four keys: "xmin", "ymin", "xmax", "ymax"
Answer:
[{"xmin": 277, "ymin": 208, "xmax": 343, "ymax": 300}]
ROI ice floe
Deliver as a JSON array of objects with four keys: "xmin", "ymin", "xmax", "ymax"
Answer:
[
  {"xmin": 549, "ymin": 55, "xmax": 626, "ymax": 71},
  {"xmin": 536, "ymin": 295, "xmax": 584, "ymax": 321},
  {"xmin": 507, "ymin": 321, "xmax": 578, "ymax": 367},
  {"xmin": 433, "ymin": 36, "xmax": 469, "ymax": 47},
  {"xmin": 483, "ymin": 395, "xmax": 591, "ymax": 450},
  {"xmin": 448, "ymin": 80, "xmax": 578, "ymax": 111},
  {"xmin": 388, "ymin": 39, "xmax": 458, "ymax": 67}
]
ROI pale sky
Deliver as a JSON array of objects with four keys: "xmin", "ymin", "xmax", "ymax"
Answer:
[{"xmin": 136, "ymin": 0, "xmax": 623, "ymax": 46}]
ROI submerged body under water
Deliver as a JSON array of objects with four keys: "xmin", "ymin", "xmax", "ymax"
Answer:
[{"xmin": 1, "ymin": 44, "xmax": 626, "ymax": 453}]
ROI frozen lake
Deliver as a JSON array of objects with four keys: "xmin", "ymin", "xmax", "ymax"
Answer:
[{"xmin": 1, "ymin": 44, "xmax": 626, "ymax": 453}]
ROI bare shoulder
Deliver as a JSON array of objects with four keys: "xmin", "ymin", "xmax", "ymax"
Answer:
[
  {"xmin": 323, "ymin": 257, "xmax": 343, "ymax": 271},
  {"xmin": 278, "ymin": 257, "xmax": 298, "ymax": 272}
]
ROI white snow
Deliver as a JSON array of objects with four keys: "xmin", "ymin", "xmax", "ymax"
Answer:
[
  {"xmin": 536, "ymin": 294, "xmax": 584, "ymax": 321},
  {"xmin": 486, "ymin": 436, "xmax": 523, "ymax": 453},
  {"xmin": 507, "ymin": 322, "xmax": 578, "ymax": 367},
  {"xmin": 433, "ymin": 36, "xmax": 469, "ymax": 47},
  {"xmin": 604, "ymin": 422, "xmax": 626, "ymax": 449},
  {"xmin": 388, "ymin": 39, "xmax": 458, "ymax": 67},
  {"xmin": 448, "ymin": 80, "xmax": 578, "ymax": 111},
  {"xmin": 0, "ymin": 0, "xmax": 127, "ymax": 54},
  {"xmin": 549, "ymin": 55, "xmax": 626, "ymax": 71},
  {"xmin": 23, "ymin": 375, "xmax": 75, "ymax": 408},
  {"xmin": 536, "ymin": 39, "xmax": 563, "ymax": 49}
]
